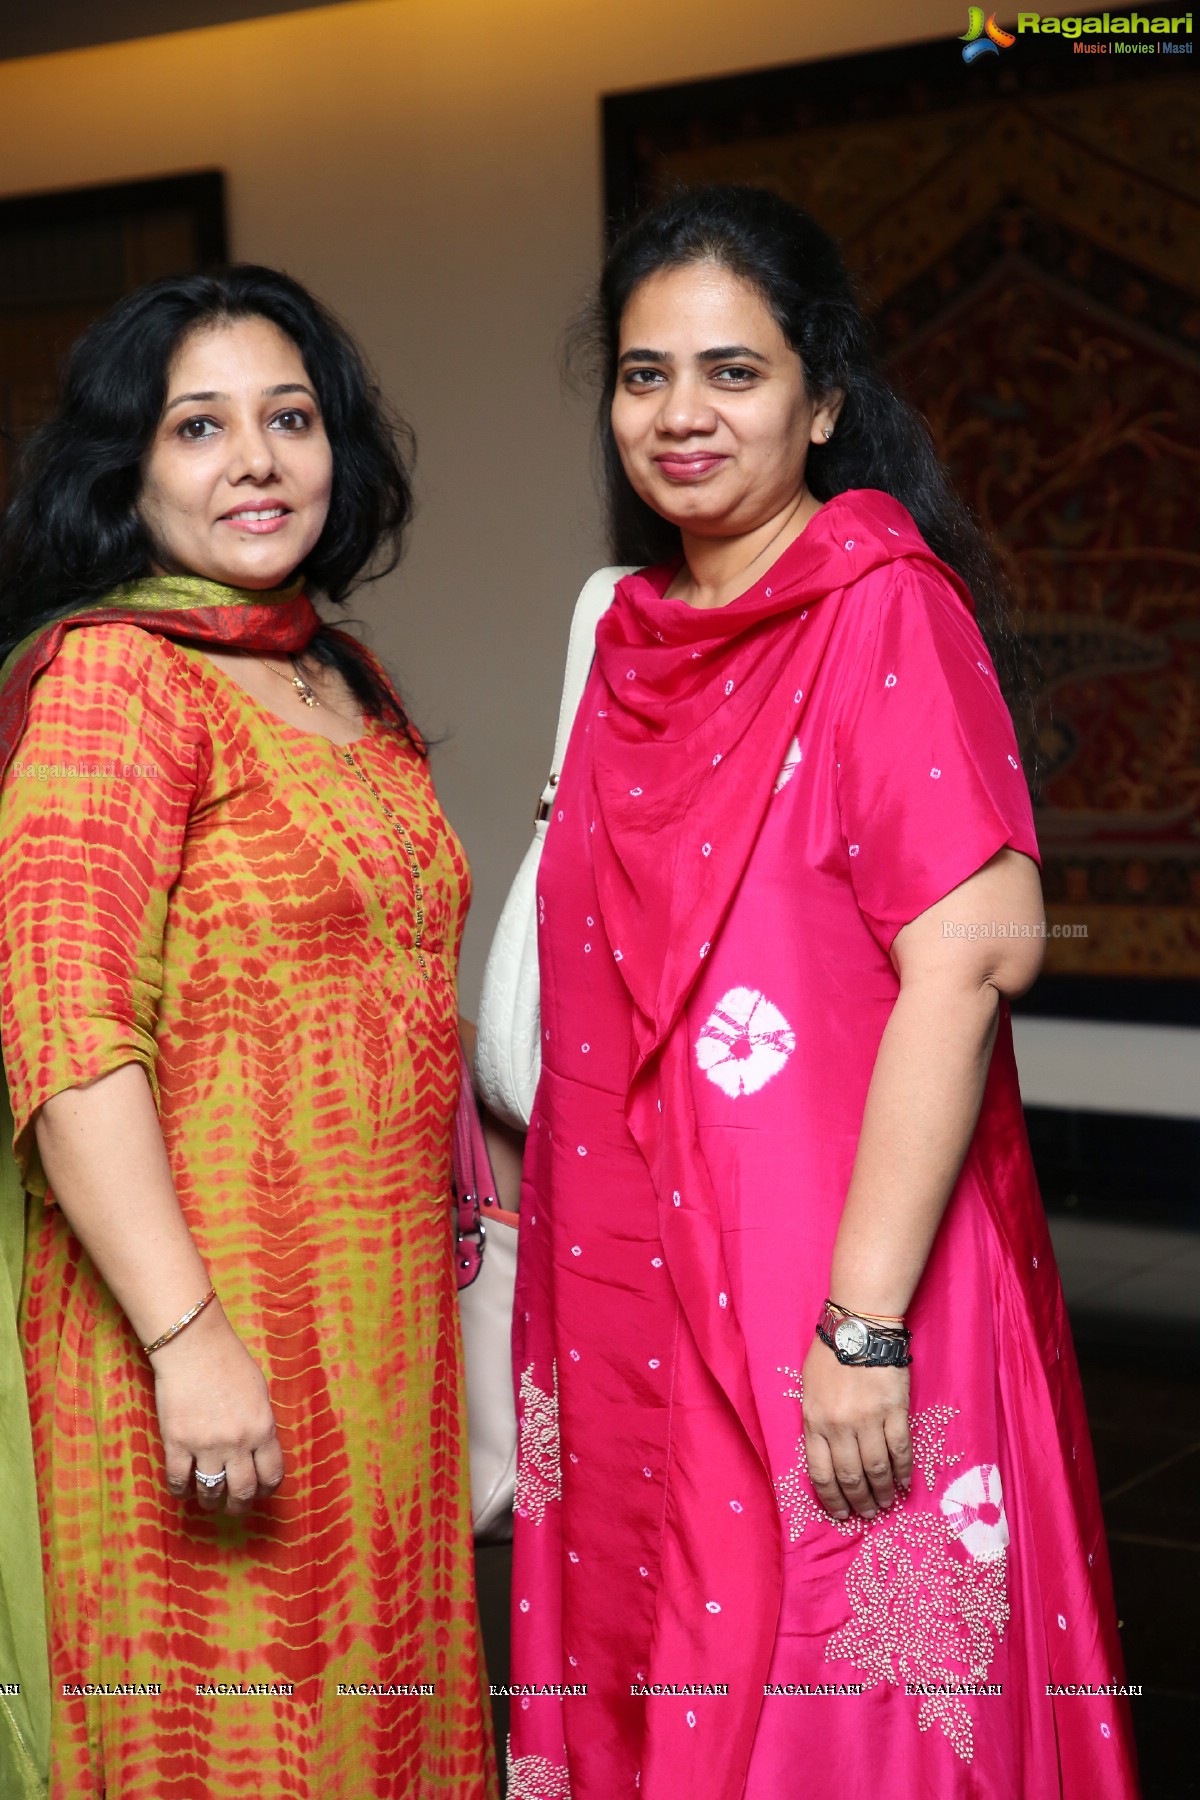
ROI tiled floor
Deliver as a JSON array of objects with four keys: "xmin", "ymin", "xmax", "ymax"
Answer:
[
  {"xmin": 1073, "ymin": 1352, "xmax": 1200, "ymax": 1798},
  {"xmin": 1049, "ymin": 1215, "xmax": 1200, "ymax": 1325},
  {"xmin": 476, "ymin": 1217, "xmax": 1200, "ymax": 1796},
  {"xmin": 1050, "ymin": 1214, "xmax": 1200, "ymax": 1799}
]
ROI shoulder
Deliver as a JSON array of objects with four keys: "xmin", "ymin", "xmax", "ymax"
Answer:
[
  {"xmin": 842, "ymin": 545, "xmax": 982, "ymax": 666},
  {"xmin": 36, "ymin": 620, "xmax": 182, "ymax": 684},
  {"xmin": 816, "ymin": 490, "xmax": 972, "ymax": 629},
  {"xmin": 29, "ymin": 622, "xmax": 209, "ymax": 740},
  {"xmin": 831, "ymin": 552, "xmax": 1005, "ymax": 754}
]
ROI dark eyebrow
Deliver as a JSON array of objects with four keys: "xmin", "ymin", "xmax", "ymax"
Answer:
[
  {"xmin": 616, "ymin": 345, "xmax": 769, "ymax": 368},
  {"xmin": 164, "ymin": 391, "xmax": 226, "ymax": 409},
  {"xmin": 163, "ymin": 382, "xmax": 319, "ymax": 411},
  {"xmin": 264, "ymin": 383, "xmax": 319, "ymax": 403},
  {"xmin": 697, "ymin": 344, "xmax": 768, "ymax": 364}
]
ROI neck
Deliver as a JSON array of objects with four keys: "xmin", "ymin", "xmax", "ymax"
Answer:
[{"xmin": 675, "ymin": 488, "xmax": 821, "ymax": 610}]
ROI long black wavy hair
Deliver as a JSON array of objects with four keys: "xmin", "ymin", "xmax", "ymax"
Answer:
[
  {"xmin": 585, "ymin": 186, "xmax": 1037, "ymax": 769},
  {"xmin": 0, "ymin": 264, "xmax": 416, "ymax": 733}
]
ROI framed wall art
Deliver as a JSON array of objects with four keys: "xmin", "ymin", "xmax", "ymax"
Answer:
[{"xmin": 0, "ymin": 169, "xmax": 227, "ymax": 496}]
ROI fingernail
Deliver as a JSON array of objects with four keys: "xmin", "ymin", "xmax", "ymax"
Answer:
[
  {"xmin": 862, "ymin": 1509, "xmax": 877, "ymax": 1521},
  {"xmin": 832, "ymin": 1509, "xmax": 849, "ymax": 1520}
]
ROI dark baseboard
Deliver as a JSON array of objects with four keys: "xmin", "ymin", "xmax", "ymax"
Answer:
[
  {"xmin": 1025, "ymin": 1106, "xmax": 1200, "ymax": 1231},
  {"xmin": 1013, "ymin": 978, "xmax": 1200, "ymax": 1028}
]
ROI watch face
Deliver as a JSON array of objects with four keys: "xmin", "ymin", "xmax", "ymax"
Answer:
[{"xmin": 834, "ymin": 1317, "xmax": 870, "ymax": 1358}]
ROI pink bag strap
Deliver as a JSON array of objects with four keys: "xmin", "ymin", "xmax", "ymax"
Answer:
[{"xmin": 452, "ymin": 1047, "xmax": 514, "ymax": 1288}]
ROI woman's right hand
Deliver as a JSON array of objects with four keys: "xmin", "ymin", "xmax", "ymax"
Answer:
[{"xmin": 148, "ymin": 1300, "xmax": 284, "ymax": 1516}]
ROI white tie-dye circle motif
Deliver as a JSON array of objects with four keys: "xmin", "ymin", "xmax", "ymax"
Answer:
[
  {"xmin": 939, "ymin": 1462, "xmax": 1009, "ymax": 1560},
  {"xmin": 773, "ymin": 736, "xmax": 803, "ymax": 794},
  {"xmin": 695, "ymin": 988, "xmax": 796, "ymax": 1097}
]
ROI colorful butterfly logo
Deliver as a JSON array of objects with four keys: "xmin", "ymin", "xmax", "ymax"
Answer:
[{"xmin": 960, "ymin": 8, "xmax": 1017, "ymax": 61}]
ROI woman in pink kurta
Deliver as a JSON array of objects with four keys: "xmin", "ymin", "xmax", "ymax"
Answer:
[{"xmin": 506, "ymin": 189, "xmax": 1138, "ymax": 1800}]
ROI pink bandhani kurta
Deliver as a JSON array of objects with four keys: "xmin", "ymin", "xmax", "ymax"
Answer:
[{"xmin": 507, "ymin": 492, "xmax": 1138, "ymax": 1800}]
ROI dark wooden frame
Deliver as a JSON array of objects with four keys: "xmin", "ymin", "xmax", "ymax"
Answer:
[
  {"xmin": 0, "ymin": 169, "xmax": 227, "ymax": 267},
  {"xmin": 0, "ymin": 169, "xmax": 228, "ymax": 490}
]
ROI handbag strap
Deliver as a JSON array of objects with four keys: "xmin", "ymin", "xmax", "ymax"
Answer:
[
  {"xmin": 453, "ymin": 1046, "xmax": 497, "ymax": 1289},
  {"xmin": 536, "ymin": 565, "xmax": 636, "ymax": 823}
]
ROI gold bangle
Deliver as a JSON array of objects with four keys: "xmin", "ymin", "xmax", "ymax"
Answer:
[
  {"xmin": 827, "ymin": 1297, "xmax": 907, "ymax": 1328},
  {"xmin": 142, "ymin": 1287, "xmax": 217, "ymax": 1357}
]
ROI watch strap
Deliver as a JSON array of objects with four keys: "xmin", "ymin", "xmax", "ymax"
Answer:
[{"xmin": 816, "ymin": 1304, "xmax": 913, "ymax": 1368}]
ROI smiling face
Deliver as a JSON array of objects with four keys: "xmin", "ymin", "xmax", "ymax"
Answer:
[
  {"xmin": 610, "ymin": 261, "xmax": 841, "ymax": 545},
  {"xmin": 138, "ymin": 314, "xmax": 334, "ymax": 590}
]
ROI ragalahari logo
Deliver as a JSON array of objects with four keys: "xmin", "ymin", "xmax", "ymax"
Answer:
[{"xmin": 961, "ymin": 7, "xmax": 1017, "ymax": 58}]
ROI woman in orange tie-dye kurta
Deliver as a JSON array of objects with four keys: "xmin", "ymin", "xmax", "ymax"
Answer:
[{"xmin": 0, "ymin": 268, "xmax": 497, "ymax": 1799}]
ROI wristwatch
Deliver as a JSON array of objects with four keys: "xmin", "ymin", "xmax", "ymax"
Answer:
[{"xmin": 816, "ymin": 1303, "xmax": 912, "ymax": 1368}]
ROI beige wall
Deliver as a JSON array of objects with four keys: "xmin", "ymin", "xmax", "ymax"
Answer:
[{"xmin": 4, "ymin": 0, "xmax": 1176, "ymax": 1116}]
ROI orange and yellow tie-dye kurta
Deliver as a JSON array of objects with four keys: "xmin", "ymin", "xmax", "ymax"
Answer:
[{"xmin": 0, "ymin": 622, "xmax": 498, "ymax": 1799}]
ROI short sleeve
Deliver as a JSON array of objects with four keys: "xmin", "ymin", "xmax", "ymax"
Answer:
[
  {"xmin": 0, "ymin": 625, "xmax": 209, "ymax": 1194},
  {"xmin": 833, "ymin": 563, "xmax": 1039, "ymax": 953}
]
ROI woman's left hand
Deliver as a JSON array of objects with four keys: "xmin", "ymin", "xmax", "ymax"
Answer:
[{"xmin": 799, "ymin": 1333, "xmax": 913, "ymax": 1520}]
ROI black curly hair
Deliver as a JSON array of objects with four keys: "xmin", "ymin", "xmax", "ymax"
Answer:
[
  {"xmin": 0, "ymin": 264, "xmax": 417, "ymax": 732},
  {"xmin": 583, "ymin": 185, "xmax": 1037, "ymax": 769}
]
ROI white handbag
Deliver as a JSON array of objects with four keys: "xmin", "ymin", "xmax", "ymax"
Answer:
[
  {"xmin": 460, "ymin": 1210, "xmax": 519, "ymax": 1541},
  {"xmin": 474, "ymin": 567, "xmax": 634, "ymax": 1128},
  {"xmin": 452, "ymin": 1061, "xmax": 522, "ymax": 1541}
]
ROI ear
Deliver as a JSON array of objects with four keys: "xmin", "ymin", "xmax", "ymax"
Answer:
[{"xmin": 809, "ymin": 388, "xmax": 846, "ymax": 445}]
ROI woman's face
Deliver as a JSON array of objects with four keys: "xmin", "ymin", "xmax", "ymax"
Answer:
[
  {"xmin": 138, "ymin": 315, "xmax": 334, "ymax": 590},
  {"xmin": 611, "ymin": 261, "xmax": 841, "ymax": 542}
]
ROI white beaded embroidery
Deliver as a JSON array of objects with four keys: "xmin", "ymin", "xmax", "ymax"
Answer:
[
  {"xmin": 514, "ymin": 1361, "xmax": 562, "ymax": 1526},
  {"xmin": 506, "ymin": 1744, "xmax": 572, "ymax": 1799},
  {"xmin": 826, "ymin": 1511, "xmax": 1009, "ymax": 1762},
  {"xmin": 772, "ymin": 1368, "xmax": 1002, "ymax": 1764}
]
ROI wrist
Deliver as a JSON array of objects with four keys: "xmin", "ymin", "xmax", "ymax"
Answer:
[
  {"xmin": 815, "ymin": 1299, "xmax": 912, "ymax": 1368},
  {"xmin": 827, "ymin": 1265, "xmax": 915, "ymax": 1322},
  {"xmin": 145, "ymin": 1292, "xmax": 229, "ymax": 1364},
  {"xmin": 826, "ymin": 1295, "xmax": 907, "ymax": 1326}
]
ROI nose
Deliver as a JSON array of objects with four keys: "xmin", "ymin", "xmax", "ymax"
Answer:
[
  {"xmin": 656, "ymin": 375, "xmax": 718, "ymax": 439},
  {"xmin": 228, "ymin": 421, "xmax": 279, "ymax": 483}
]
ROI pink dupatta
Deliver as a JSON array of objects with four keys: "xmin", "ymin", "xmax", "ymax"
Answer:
[{"xmin": 587, "ymin": 491, "xmax": 975, "ymax": 1792}]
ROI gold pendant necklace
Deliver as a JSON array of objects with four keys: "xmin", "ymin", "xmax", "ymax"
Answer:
[{"xmin": 259, "ymin": 655, "xmax": 320, "ymax": 708}]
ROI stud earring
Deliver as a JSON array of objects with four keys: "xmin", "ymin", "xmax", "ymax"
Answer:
[{"xmin": 822, "ymin": 427, "xmax": 834, "ymax": 440}]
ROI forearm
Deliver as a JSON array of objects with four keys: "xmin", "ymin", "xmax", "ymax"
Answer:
[
  {"xmin": 34, "ymin": 1061, "xmax": 212, "ymax": 1347},
  {"xmin": 828, "ymin": 973, "xmax": 1001, "ymax": 1319}
]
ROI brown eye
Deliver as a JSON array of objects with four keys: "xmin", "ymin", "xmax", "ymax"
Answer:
[{"xmin": 176, "ymin": 417, "xmax": 218, "ymax": 441}]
